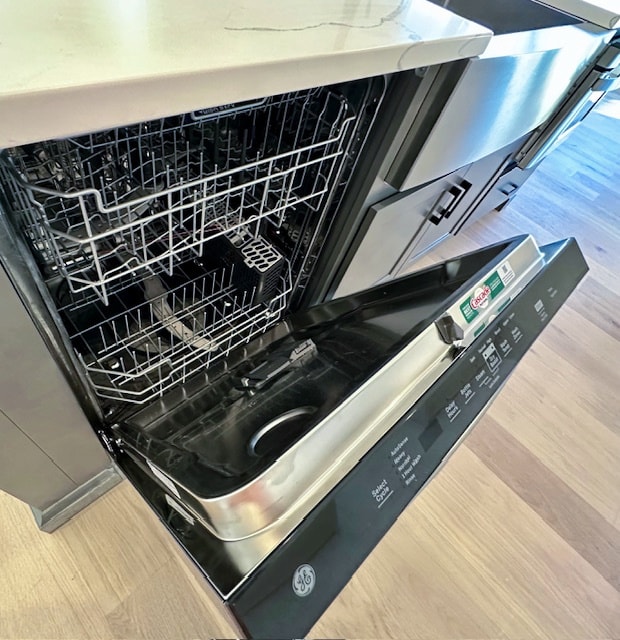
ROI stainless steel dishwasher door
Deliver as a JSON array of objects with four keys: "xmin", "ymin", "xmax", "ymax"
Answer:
[{"xmin": 387, "ymin": 20, "xmax": 613, "ymax": 191}]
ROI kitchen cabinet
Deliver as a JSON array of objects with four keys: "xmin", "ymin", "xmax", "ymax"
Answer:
[
  {"xmin": 334, "ymin": 137, "xmax": 529, "ymax": 296},
  {"xmin": 0, "ymin": 261, "xmax": 118, "ymax": 529}
]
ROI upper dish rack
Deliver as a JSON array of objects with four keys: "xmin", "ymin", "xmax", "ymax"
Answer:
[{"xmin": 0, "ymin": 88, "xmax": 354, "ymax": 304}]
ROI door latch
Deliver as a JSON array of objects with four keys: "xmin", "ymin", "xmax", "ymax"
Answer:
[{"xmin": 435, "ymin": 314, "xmax": 466, "ymax": 359}]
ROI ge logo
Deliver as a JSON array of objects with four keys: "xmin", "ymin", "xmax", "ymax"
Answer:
[{"xmin": 292, "ymin": 563, "xmax": 316, "ymax": 597}]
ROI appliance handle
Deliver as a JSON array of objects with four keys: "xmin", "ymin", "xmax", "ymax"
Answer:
[
  {"xmin": 518, "ymin": 44, "xmax": 620, "ymax": 171},
  {"xmin": 595, "ymin": 39, "xmax": 620, "ymax": 70},
  {"xmin": 592, "ymin": 73, "xmax": 620, "ymax": 93},
  {"xmin": 517, "ymin": 87, "xmax": 595, "ymax": 170},
  {"xmin": 428, "ymin": 181, "xmax": 470, "ymax": 225}
]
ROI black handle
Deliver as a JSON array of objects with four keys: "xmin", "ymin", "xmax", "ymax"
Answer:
[
  {"xmin": 238, "ymin": 339, "xmax": 318, "ymax": 391},
  {"xmin": 429, "ymin": 180, "xmax": 471, "ymax": 225}
]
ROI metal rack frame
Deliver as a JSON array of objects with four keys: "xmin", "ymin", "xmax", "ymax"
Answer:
[
  {"xmin": 65, "ymin": 263, "xmax": 292, "ymax": 405},
  {"xmin": 0, "ymin": 85, "xmax": 378, "ymax": 408},
  {"xmin": 0, "ymin": 88, "xmax": 354, "ymax": 305}
]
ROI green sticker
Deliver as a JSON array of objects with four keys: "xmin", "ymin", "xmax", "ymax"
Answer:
[{"xmin": 460, "ymin": 271, "xmax": 505, "ymax": 323}]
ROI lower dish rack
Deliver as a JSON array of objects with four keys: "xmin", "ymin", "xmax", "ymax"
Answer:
[{"xmin": 59, "ymin": 260, "xmax": 292, "ymax": 405}]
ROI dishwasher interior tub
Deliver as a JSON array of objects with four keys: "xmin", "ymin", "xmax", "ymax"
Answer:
[{"xmin": 0, "ymin": 80, "xmax": 382, "ymax": 410}]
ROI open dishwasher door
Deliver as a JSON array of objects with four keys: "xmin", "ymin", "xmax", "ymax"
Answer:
[{"xmin": 107, "ymin": 234, "xmax": 587, "ymax": 638}]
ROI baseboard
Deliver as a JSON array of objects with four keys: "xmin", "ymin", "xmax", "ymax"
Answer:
[{"xmin": 31, "ymin": 466, "xmax": 122, "ymax": 533}]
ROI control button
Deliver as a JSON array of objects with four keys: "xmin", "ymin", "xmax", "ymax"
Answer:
[{"xmin": 482, "ymin": 342, "xmax": 502, "ymax": 373}]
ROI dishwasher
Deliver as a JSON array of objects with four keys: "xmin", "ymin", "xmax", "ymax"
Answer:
[{"xmin": 0, "ymin": 73, "xmax": 589, "ymax": 637}]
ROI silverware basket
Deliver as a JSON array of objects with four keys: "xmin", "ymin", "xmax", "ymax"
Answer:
[{"xmin": 208, "ymin": 228, "xmax": 285, "ymax": 306}]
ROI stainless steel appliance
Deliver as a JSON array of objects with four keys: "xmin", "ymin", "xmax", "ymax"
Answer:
[
  {"xmin": 516, "ymin": 33, "xmax": 620, "ymax": 169},
  {"xmin": 0, "ymin": 13, "xmax": 600, "ymax": 635},
  {"xmin": 310, "ymin": 0, "xmax": 614, "ymax": 301},
  {"xmin": 116, "ymin": 233, "xmax": 587, "ymax": 638},
  {"xmin": 455, "ymin": 31, "xmax": 620, "ymax": 233},
  {"xmin": 386, "ymin": 0, "xmax": 612, "ymax": 190}
]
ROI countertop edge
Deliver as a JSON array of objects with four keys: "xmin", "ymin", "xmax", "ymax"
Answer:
[
  {"xmin": 0, "ymin": 31, "xmax": 492, "ymax": 148},
  {"xmin": 538, "ymin": 0, "xmax": 620, "ymax": 29}
]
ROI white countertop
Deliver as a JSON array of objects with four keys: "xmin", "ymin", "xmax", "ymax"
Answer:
[
  {"xmin": 539, "ymin": 0, "xmax": 620, "ymax": 29},
  {"xmin": 0, "ymin": 0, "xmax": 491, "ymax": 147}
]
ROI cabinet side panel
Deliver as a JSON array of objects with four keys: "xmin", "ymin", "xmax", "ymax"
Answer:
[
  {"xmin": 0, "ymin": 409, "xmax": 77, "ymax": 510},
  {"xmin": 0, "ymin": 265, "xmax": 111, "ymax": 490}
]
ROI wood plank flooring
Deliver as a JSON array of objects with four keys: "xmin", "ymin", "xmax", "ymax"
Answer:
[{"xmin": 1, "ymin": 94, "xmax": 619, "ymax": 639}]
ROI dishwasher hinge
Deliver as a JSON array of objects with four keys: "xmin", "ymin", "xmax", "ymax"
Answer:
[{"xmin": 97, "ymin": 426, "xmax": 124, "ymax": 457}]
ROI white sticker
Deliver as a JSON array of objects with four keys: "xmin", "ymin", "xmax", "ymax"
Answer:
[
  {"xmin": 147, "ymin": 460, "xmax": 181, "ymax": 498},
  {"xmin": 292, "ymin": 564, "xmax": 316, "ymax": 597},
  {"xmin": 498, "ymin": 260, "xmax": 515, "ymax": 286},
  {"xmin": 164, "ymin": 494, "xmax": 195, "ymax": 526}
]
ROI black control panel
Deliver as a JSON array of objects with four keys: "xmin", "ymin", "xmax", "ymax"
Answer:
[{"xmin": 227, "ymin": 238, "xmax": 587, "ymax": 638}]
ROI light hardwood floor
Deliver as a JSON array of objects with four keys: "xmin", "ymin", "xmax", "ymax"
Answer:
[{"xmin": 1, "ymin": 95, "xmax": 619, "ymax": 639}]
